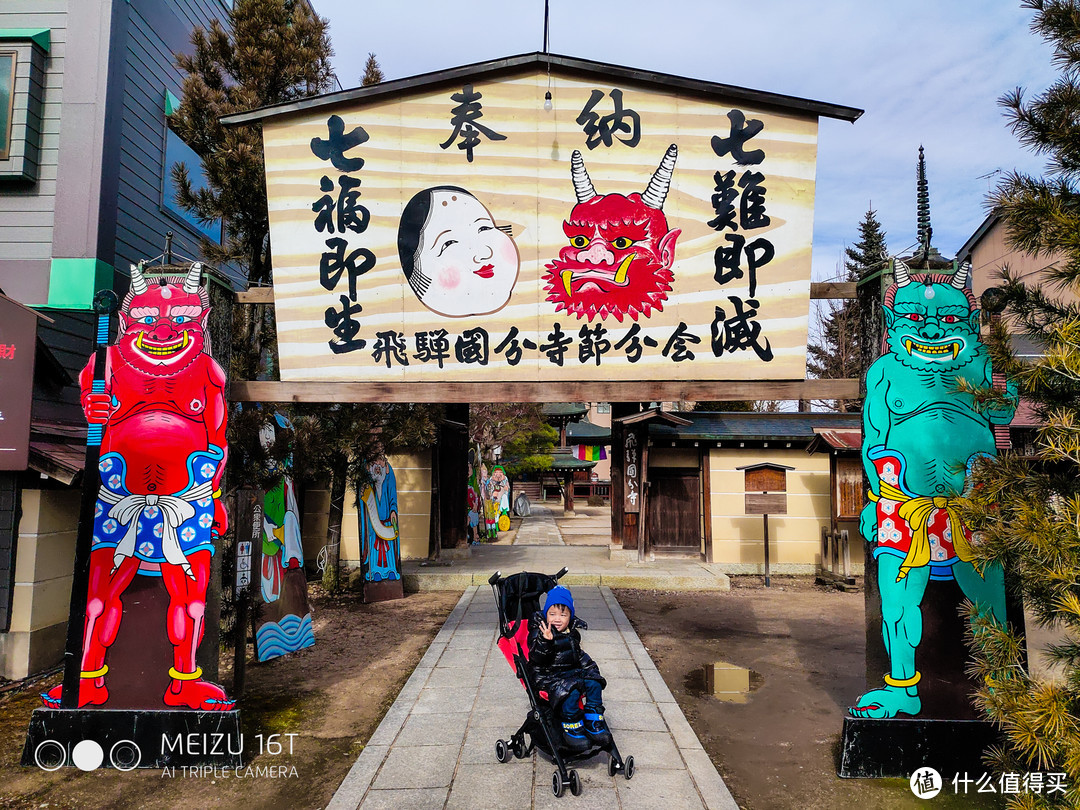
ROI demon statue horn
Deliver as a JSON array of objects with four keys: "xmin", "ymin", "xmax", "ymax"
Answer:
[
  {"xmin": 43, "ymin": 261, "xmax": 234, "ymax": 712},
  {"xmin": 893, "ymin": 255, "xmax": 912, "ymax": 287},
  {"xmin": 641, "ymin": 143, "xmax": 678, "ymax": 209},
  {"xmin": 951, "ymin": 260, "xmax": 970, "ymax": 289},
  {"xmin": 570, "ymin": 151, "xmax": 597, "ymax": 204},
  {"xmin": 851, "ymin": 260, "xmax": 1017, "ymax": 719},
  {"xmin": 183, "ymin": 261, "xmax": 203, "ymax": 293},
  {"xmin": 544, "ymin": 144, "xmax": 682, "ymax": 323},
  {"xmin": 128, "ymin": 261, "xmax": 149, "ymax": 295}
]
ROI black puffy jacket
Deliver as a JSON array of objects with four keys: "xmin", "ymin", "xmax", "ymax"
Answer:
[{"xmin": 526, "ymin": 610, "xmax": 606, "ymax": 710}]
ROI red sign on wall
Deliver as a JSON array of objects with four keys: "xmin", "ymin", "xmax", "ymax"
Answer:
[{"xmin": 0, "ymin": 296, "xmax": 39, "ymax": 470}]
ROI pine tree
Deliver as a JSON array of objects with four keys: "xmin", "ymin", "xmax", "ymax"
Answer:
[
  {"xmin": 169, "ymin": 0, "xmax": 334, "ymax": 287},
  {"xmin": 806, "ymin": 207, "xmax": 887, "ymax": 411},
  {"xmin": 362, "ymin": 53, "xmax": 385, "ymax": 86},
  {"xmin": 166, "ymin": 0, "xmax": 337, "ymax": 595},
  {"xmin": 957, "ymin": 3, "xmax": 1080, "ymax": 806}
]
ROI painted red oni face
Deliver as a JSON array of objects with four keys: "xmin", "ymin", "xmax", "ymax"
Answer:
[
  {"xmin": 116, "ymin": 263, "xmax": 209, "ymax": 375},
  {"xmin": 544, "ymin": 145, "xmax": 681, "ymax": 322}
]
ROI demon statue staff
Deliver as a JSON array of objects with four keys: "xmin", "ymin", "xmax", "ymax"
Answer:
[
  {"xmin": 44, "ymin": 262, "xmax": 234, "ymax": 711},
  {"xmin": 544, "ymin": 144, "xmax": 680, "ymax": 322},
  {"xmin": 851, "ymin": 259, "xmax": 1016, "ymax": 719}
]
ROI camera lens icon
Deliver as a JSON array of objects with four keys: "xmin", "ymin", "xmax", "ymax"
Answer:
[
  {"xmin": 33, "ymin": 738, "xmax": 141, "ymax": 771},
  {"xmin": 33, "ymin": 739, "xmax": 67, "ymax": 771},
  {"xmin": 110, "ymin": 739, "xmax": 141, "ymax": 771},
  {"xmin": 72, "ymin": 740, "xmax": 104, "ymax": 771}
]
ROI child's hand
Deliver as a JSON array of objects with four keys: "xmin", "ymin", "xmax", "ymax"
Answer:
[{"xmin": 540, "ymin": 619, "xmax": 553, "ymax": 640}]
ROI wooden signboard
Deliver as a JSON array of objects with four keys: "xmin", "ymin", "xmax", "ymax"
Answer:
[
  {"xmin": 745, "ymin": 492, "xmax": 786, "ymax": 515},
  {"xmin": 623, "ymin": 430, "xmax": 642, "ymax": 514}
]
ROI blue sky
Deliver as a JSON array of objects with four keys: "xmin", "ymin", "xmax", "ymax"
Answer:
[{"xmin": 313, "ymin": 0, "xmax": 1058, "ymax": 282}]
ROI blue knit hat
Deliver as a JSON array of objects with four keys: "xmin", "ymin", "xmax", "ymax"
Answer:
[{"xmin": 543, "ymin": 585, "xmax": 575, "ymax": 619}]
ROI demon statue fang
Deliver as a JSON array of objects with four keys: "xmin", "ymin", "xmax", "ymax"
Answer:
[
  {"xmin": 851, "ymin": 259, "xmax": 1017, "ymax": 720},
  {"xmin": 543, "ymin": 144, "xmax": 681, "ymax": 322},
  {"xmin": 43, "ymin": 262, "xmax": 234, "ymax": 711}
]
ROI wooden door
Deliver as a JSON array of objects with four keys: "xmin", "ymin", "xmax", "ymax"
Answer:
[
  {"xmin": 438, "ymin": 420, "xmax": 468, "ymax": 549},
  {"xmin": 647, "ymin": 469, "xmax": 701, "ymax": 553}
]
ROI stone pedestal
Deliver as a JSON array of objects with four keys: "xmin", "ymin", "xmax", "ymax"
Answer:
[
  {"xmin": 838, "ymin": 716, "xmax": 1000, "ymax": 779},
  {"xmin": 23, "ymin": 708, "xmax": 243, "ymax": 770}
]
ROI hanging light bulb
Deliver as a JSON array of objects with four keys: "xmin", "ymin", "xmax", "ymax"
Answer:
[
  {"xmin": 544, "ymin": 91, "xmax": 553, "ymax": 112},
  {"xmin": 923, "ymin": 276, "xmax": 935, "ymax": 299}
]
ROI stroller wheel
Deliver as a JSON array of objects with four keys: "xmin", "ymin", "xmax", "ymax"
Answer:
[
  {"xmin": 512, "ymin": 738, "xmax": 526, "ymax": 759},
  {"xmin": 608, "ymin": 756, "xmax": 619, "ymax": 777},
  {"xmin": 495, "ymin": 739, "xmax": 511, "ymax": 763},
  {"xmin": 551, "ymin": 769, "xmax": 565, "ymax": 798},
  {"xmin": 624, "ymin": 755, "xmax": 635, "ymax": 780},
  {"xmin": 569, "ymin": 769, "xmax": 582, "ymax": 796}
]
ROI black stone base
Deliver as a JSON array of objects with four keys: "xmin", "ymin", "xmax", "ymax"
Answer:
[
  {"xmin": 22, "ymin": 708, "xmax": 243, "ymax": 770},
  {"xmin": 838, "ymin": 716, "xmax": 1001, "ymax": 779}
]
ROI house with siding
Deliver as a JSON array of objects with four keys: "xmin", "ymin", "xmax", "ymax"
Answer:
[
  {"xmin": 0, "ymin": 0, "xmax": 236, "ymax": 680},
  {"xmin": 959, "ymin": 212, "xmax": 1078, "ymax": 455}
]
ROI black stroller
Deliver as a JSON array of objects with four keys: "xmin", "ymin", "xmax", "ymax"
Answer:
[{"xmin": 488, "ymin": 568, "xmax": 634, "ymax": 798}]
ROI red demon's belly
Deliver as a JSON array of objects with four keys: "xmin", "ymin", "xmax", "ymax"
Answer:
[{"xmin": 105, "ymin": 410, "xmax": 209, "ymax": 494}]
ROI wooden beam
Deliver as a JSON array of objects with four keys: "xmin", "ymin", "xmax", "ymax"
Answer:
[
  {"xmin": 229, "ymin": 378, "xmax": 861, "ymax": 403},
  {"xmin": 810, "ymin": 282, "xmax": 857, "ymax": 299},
  {"xmin": 236, "ymin": 287, "xmax": 274, "ymax": 304}
]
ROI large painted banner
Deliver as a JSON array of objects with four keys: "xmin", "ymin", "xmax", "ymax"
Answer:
[
  {"xmin": 852, "ymin": 260, "xmax": 1017, "ymax": 720},
  {"xmin": 44, "ymin": 264, "xmax": 234, "ymax": 711},
  {"xmin": 254, "ymin": 414, "xmax": 315, "ymax": 662},
  {"xmin": 260, "ymin": 63, "xmax": 829, "ymax": 382}
]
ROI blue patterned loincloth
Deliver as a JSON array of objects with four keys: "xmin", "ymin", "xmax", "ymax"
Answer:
[{"xmin": 92, "ymin": 445, "xmax": 224, "ymax": 574}]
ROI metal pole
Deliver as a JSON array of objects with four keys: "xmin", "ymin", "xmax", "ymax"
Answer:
[
  {"xmin": 59, "ymin": 290, "xmax": 118, "ymax": 708},
  {"xmin": 763, "ymin": 513, "xmax": 771, "ymax": 588},
  {"xmin": 543, "ymin": 0, "xmax": 550, "ymax": 53}
]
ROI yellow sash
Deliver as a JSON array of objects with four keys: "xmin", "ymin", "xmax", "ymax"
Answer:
[{"xmin": 869, "ymin": 480, "xmax": 974, "ymax": 582}]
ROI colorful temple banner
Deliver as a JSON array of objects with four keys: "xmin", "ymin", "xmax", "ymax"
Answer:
[{"xmin": 572, "ymin": 445, "xmax": 607, "ymax": 462}]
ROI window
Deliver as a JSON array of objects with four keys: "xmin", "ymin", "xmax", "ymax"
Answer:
[
  {"xmin": 162, "ymin": 90, "xmax": 222, "ymax": 243},
  {"xmin": 0, "ymin": 29, "xmax": 49, "ymax": 181},
  {"xmin": 0, "ymin": 53, "xmax": 15, "ymax": 160},
  {"xmin": 162, "ymin": 124, "xmax": 223, "ymax": 243}
]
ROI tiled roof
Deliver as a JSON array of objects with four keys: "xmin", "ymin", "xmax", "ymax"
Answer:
[
  {"xmin": 649, "ymin": 411, "xmax": 861, "ymax": 442},
  {"xmin": 566, "ymin": 419, "xmax": 610, "ymax": 443}
]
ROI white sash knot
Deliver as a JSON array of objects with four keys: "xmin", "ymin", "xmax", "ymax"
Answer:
[{"xmin": 99, "ymin": 480, "xmax": 215, "ymax": 579}]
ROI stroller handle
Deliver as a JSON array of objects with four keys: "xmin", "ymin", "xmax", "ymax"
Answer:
[
  {"xmin": 489, "ymin": 570, "xmax": 502, "ymax": 585},
  {"xmin": 555, "ymin": 566, "xmax": 568, "ymax": 580}
]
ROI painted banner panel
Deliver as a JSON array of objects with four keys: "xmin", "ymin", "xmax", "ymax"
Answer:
[{"xmin": 262, "ymin": 68, "xmax": 819, "ymax": 382}]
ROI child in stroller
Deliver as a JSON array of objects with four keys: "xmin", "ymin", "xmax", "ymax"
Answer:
[
  {"xmin": 529, "ymin": 585, "xmax": 609, "ymax": 750},
  {"xmin": 489, "ymin": 568, "xmax": 634, "ymax": 798}
]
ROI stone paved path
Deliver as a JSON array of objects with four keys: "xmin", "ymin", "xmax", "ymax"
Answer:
[
  {"xmin": 512, "ymin": 503, "xmax": 565, "ymax": 546},
  {"xmin": 327, "ymin": 586, "xmax": 739, "ymax": 810}
]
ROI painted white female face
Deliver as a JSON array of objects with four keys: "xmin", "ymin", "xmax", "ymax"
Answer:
[{"xmin": 415, "ymin": 191, "xmax": 520, "ymax": 317}]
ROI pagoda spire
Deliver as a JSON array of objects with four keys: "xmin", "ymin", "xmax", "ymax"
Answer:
[{"xmin": 916, "ymin": 145, "xmax": 932, "ymax": 264}]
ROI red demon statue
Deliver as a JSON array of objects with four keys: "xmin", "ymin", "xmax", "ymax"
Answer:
[
  {"xmin": 544, "ymin": 144, "xmax": 680, "ymax": 322},
  {"xmin": 43, "ymin": 262, "xmax": 233, "ymax": 711}
]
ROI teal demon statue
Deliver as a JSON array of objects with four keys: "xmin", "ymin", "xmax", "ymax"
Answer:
[{"xmin": 851, "ymin": 259, "xmax": 1017, "ymax": 719}]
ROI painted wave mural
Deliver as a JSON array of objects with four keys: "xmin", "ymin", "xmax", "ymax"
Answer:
[{"xmin": 255, "ymin": 612, "xmax": 315, "ymax": 662}]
